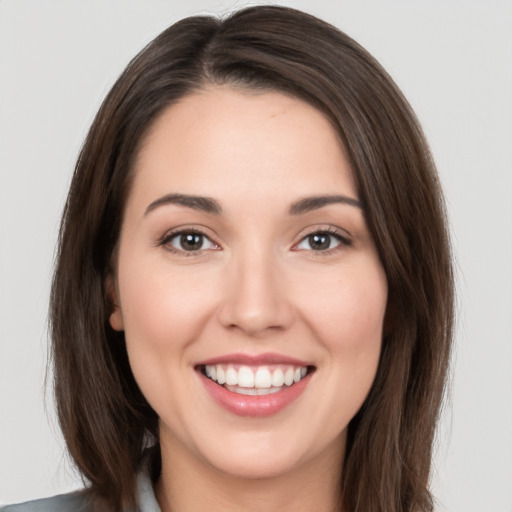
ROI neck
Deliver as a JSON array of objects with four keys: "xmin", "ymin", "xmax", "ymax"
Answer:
[{"xmin": 155, "ymin": 433, "xmax": 345, "ymax": 512}]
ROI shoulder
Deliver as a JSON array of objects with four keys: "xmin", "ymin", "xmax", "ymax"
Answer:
[{"xmin": 0, "ymin": 490, "xmax": 94, "ymax": 512}]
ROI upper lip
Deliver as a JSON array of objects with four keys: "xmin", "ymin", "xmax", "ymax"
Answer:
[{"xmin": 196, "ymin": 352, "xmax": 312, "ymax": 367}]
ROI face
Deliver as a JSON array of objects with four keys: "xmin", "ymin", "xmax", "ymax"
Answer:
[{"xmin": 109, "ymin": 87, "xmax": 387, "ymax": 480}]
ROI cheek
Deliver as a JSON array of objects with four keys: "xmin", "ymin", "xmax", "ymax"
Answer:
[
  {"xmin": 118, "ymin": 258, "xmax": 218, "ymax": 353},
  {"xmin": 116, "ymin": 256, "xmax": 221, "ymax": 417},
  {"xmin": 297, "ymin": 258, "xmax": 387, "ymax": 413},
  {"xmin": 299, "ymin": 261, "xmax": 388, "ymax": 353}
]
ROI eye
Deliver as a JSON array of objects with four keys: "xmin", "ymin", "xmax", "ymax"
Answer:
[
  {"xmin": 294, "ymin": 230, "xmax": 351, "ymax": 252},
  {"xmin": 162, "ymin": 230, "xmax": 219, "ymax": 253}
]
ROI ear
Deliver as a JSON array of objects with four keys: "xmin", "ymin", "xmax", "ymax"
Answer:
[{"xmin": 105, "ymin": 274, "xmax": 124, "ymax": 331}]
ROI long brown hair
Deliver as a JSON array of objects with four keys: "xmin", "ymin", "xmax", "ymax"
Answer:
[{"xmin": 50, "ymin": 5, "xmax": 454, "ymax": 511}]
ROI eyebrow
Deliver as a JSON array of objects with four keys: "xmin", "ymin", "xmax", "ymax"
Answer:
[
  {"xmin": 144, "ymin": 193, "xmax": 363, "ymax": 217},
  {"xmin": 145, "ymin": 193, "xmax": 222, "ymax": 216},
  {"xmin": 288, "ymin": 195, "xmax": 363, "ymax": 215}
]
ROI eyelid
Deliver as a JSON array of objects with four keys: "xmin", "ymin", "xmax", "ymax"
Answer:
[
  {"xmin": 291, "ymin": 225, "xmax": 352, "ymax": 253},
  {"xmin": 158, "ymin": 226, "xmax": 221, "ymax": 255},
  {"xmin": 156, "ymin": 224, "xmax": 352, "ymax": 256}
]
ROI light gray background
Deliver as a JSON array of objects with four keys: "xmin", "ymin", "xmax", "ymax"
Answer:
[{"xmin": 1, "ymin": 1, "xmax": 511, "ymax": 511}]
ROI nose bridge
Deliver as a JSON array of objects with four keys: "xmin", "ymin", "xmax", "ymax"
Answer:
[{"xmin": 218, "ymin": 241, "xmax": 292, "ymax": 336}]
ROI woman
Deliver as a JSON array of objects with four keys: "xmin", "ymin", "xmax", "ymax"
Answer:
[{"xmin": 2, "ymin": 5, "xmax": 453, "ymax": 512}]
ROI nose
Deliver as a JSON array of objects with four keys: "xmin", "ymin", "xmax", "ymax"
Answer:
[{"xmin": 217, "ymin": 248, "xmax": 294, "ymax": 337}]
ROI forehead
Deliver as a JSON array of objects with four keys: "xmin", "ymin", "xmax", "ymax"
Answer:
[{"xmin": 130, "ymin": 86, "xmax": 357, "ymax": 211}]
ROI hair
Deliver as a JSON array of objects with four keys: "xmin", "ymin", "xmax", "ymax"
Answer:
[{"xmin": 50, "ymin": 5, "xmax": 454, "ymax": 512}]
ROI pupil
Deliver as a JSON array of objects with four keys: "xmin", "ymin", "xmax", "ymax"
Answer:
[
  {"xmin": 309, "ymin": 233, "xmax": 330, "ymax": 250},
  {"xmin": 181, "ymin": 233, "xmax": 203, "ymax": 250}
]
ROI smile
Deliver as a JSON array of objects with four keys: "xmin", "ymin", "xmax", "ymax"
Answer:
[
  {"xmin": 202, "ymin": 364, "xmax": 310, "ymax": 395},
  {"xmin": 196, "ymin": 355, "xmax": 315, "ymax": 417}
]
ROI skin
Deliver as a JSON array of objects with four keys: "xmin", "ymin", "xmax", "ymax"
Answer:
[{"xmin": 109, "ymin": 87, "xmax": 388, "ymax": 512}]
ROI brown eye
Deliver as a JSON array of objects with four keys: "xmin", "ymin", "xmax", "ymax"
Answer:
[
  {"xmin": 307, "ymin": 233, "xmax": 332, "ymax": 251},
  {"xmin": 179, "ymin": 233, "xmax": 204, "ymax": 251},
  {"xmin": 295, "ymin": 230, "xmax": 351, "ymax": 252},
  {"xmin": 165, "ymin": 231, "xmax": 218, "ymax": 253}
]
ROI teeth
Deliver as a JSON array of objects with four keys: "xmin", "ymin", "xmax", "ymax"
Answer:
[
  {"xmin": 254, "ymin": 367, "xmax": 272, "ymax": 388},
  {"xmin": 271, "ymin": 368, "xmax": 285, "ymax": 387},
  {"xmin": 225, "ymin": 385, "xmax": 282, "ymax": 396},
  {"xmin": 204, "ymin": 363, "xmax": 309, "ymax": 389},
  {"xmin": 225, "ymin": 367, "xmax": 237, "ymax": 386},
  {"xmin": 238, "ymin": 366, "xmax": 254, "ymax": 387}
]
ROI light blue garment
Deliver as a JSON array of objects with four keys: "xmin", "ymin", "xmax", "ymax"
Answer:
[{"xmin": 0, "ymin": 470, "xmax": 161, "ymax": 512}]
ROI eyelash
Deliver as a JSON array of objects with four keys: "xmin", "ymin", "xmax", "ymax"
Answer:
[
  {"xmin": 292, "ymin": 227, "xmax": 352, "ymax": 255},
  {"xmin": 158, "ymin": 228, "xmax": 219, "ymax": 256},
  {"xmin": 158, "ymin": 226, "xmax": 352, "ymax": 256}
]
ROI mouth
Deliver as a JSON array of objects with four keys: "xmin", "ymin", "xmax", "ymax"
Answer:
[
  {"xmin": 195, "ymin": 355, "xmax": 315, "ymax": 417},
  {"xmin": 198, "ymin": 363, "xmax": 315, "ymax": 396}
]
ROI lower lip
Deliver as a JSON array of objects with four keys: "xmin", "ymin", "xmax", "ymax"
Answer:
[{"xmin": 199, "ymin": 372, "xmax": 312, "ymax": 417}]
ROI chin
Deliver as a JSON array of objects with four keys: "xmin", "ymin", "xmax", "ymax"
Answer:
[
  {"xmin": 193, "ymin": 426, "xmax": 345, "ymax": 482},
  {"xmin": 206, "ymin": 448, "xmax": 304, "ymax": 480}
]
